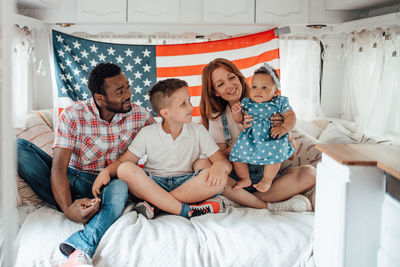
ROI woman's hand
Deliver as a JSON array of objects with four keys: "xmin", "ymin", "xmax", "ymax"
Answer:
[
  {"xmin": 271, "ymin": 125, "xmax": 288, "ymax": 139},
  {"xmin": 92, "ymin": 170, "xmax": 111, "ymax": 198},
  {"xmin": 270, "ymin": 112, "xmax": 284, "ymax": 127}
]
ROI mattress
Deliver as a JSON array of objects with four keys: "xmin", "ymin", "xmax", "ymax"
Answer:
[{"xmin": 13, "ymin": 197, "xmax": 315, "ymax": 267}]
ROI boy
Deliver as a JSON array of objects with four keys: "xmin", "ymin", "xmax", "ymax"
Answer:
[{"xmin": 92, "ymin": 78, "xmax": 231, "ymax": 219}]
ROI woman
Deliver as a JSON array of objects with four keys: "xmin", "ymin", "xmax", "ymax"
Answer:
[{"xmin": 200, "ymin": 58, "xmax": 316, "ymax": 208}]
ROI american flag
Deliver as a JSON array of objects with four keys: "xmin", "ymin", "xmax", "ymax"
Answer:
[{"xmin": 52, "ymin": 29, "xmax": 280, "ymax": 120}]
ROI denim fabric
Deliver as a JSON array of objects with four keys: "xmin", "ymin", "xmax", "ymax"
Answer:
[
  {"xmin": 17, "ymin": 139, "xmax": 128, "ymax": 258},
  {"xmin": 145, "ymin": 170, "xmax": 201, "ymax": 192}
]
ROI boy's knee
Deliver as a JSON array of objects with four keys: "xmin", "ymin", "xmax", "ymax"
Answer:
[{"xmin": 117, "ymin": 162, "xmax": 140, "ymax": 181}]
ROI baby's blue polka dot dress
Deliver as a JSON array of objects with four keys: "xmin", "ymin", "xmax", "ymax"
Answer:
[{"xmin": 230, "ymin": 96, "xmax": 295, "ymax": 165}]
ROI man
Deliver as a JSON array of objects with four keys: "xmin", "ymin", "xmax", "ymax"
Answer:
[{"xmin": 17, "ymin": 63, "xmax": 154, "ymax": 266}]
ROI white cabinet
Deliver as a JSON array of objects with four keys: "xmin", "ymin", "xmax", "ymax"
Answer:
[
  {"xmin": 127, "ymin": 0, "xmax": 179, "ymax": 23},
  {"xmin": 256, "ymin": 0, "xmax": 309, "ymax": 25},
  {"xmin": 313, "ymin": 144, "xmax": 394, "ymax": 267},
  {"xmin": 203, "ymin": 0, "xmax": 255, "ymax": 24},
  {"xmin": 76, "ymin": 0, "xmax": 127, "ymax": 23}
]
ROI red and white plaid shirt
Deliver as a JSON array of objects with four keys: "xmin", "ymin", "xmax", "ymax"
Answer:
[{"xmin": 53, "ymin": 98, "xmax": 155, "ymax": 173}]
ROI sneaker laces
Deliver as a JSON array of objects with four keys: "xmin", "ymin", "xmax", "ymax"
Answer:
[{"xmin": 190, "ymin": 206, "xmax": 212, "ymax": 217}]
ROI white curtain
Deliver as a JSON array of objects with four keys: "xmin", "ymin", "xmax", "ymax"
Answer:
[
  {"xmin": 279, "ymin": 37, "xmax": 323, "ymax": 120},
  {"xmin": 11, "ymin": 26, "xmax": 35, "ymax": 128},
  {"xmin": 341, "ymin": 26, "xmax": 400, "ymax": 140}
]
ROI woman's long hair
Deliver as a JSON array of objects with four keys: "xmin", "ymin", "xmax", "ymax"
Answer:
[{"xmin": 200, "ymin": 58, "xmax": 249, "ymax": 129}]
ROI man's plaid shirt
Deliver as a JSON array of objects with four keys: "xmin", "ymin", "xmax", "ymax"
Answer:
[{"xmin": 53, "ymin": 98, "xmax": 155, "ymax": 173}]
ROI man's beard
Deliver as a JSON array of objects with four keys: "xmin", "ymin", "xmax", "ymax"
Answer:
[{"xmin": 104, "ymin": 98, "xmax": 132, "ymax": 114}]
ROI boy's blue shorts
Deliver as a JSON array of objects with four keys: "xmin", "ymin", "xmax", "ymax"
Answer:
[{"xmin": 144, "ymin": 170, "xmax": 202, "ymax": 192}]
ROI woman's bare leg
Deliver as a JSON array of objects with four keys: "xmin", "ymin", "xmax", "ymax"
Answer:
[
  {"xmin": 253, "ymin": 165, "xmax": 316, "ymax": 203},
  {"xmin": 222, "ymin": 177, "xmax": 269, "ymax": 209}
]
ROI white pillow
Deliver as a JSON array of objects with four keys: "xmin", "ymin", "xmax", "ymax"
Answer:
[
  {"xmin": 295, "ymin": 120, "xmax": 324, "ymax": 139},
  {"xmin": 318, "ymin": 121, "xmax": 359, "ymax": 144}
]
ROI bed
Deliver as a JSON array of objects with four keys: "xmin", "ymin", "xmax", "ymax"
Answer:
[{"xmin": 10, "ymin": 109, "xmax": 323, "ymax": 267}]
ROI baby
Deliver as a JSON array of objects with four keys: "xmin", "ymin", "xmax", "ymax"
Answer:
[{"xmin": 229, "ymin": 63, "xmax": 296, "ymax": 192}]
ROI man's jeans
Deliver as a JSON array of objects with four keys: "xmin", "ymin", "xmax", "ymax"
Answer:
[{"xmin": 17, "ymin": 138, "xmax": 128, "ymax": 258}]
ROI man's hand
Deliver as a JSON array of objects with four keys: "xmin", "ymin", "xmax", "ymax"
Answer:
[
  {"xmin": 270, "ymin": 125, "xmax": 288, "ymax": 139},
  {"xmin": 65, "ymin": 198, "xmax": 101, "ymax": 224},
  {"xmin": 92, "ymin": 170, "xmax": 111, "ymax": 198}
]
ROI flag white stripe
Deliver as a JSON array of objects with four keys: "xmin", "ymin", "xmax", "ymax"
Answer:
[
  {"xmin": 156, "ymin": 39, "xmax": 279, "ymax": 68},
  {"xmin": 156, "ymin": 58, "xmax": 280, "ymax": 87}
]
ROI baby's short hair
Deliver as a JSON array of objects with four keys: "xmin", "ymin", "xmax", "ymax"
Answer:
[{"xmin": 149, "ymin": 78, "xmax": 188, "ymax": 116}]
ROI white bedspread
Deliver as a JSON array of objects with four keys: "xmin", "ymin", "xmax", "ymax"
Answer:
[{"xmin": 14, "ymin": 201, "xmax": 314, "ymax": 267}]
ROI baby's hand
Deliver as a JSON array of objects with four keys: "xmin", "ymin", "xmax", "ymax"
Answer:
[
  {"xmin": 270, "ymin": 125, "xmax": 288, "ymax": 139},
  {"xmin": 233, "ymin": 178, "xmax": 252, "ymax": 190},
  {"xmin": 231, "ymin": 102, "xmax": 242, "ymax": 115},
  {"xmin": 253, "ymin": 180, "xmax": 272, "ymax": 192}
]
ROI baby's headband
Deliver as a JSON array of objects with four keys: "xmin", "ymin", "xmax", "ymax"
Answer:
[{"xmin": 262, "ymin": 62, "xmax": 281, "ymax": 90}]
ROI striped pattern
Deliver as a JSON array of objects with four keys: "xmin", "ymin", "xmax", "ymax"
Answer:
[
  {"xmin": 52, "ymin": 29, "xmax": 280, "ymax": 120},
  {"xmin": 15, "ymin": 110, "xmax": 55, "ymax": 206},
  {"xmin": 155, "ymin": 29, "xmax": 280, "ymax": 118}
]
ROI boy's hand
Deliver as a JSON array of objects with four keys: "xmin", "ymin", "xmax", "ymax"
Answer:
[
  {"xmin": 270, "ymin": 125, "xmax": 288, "ymax": 139},
  {"xmin": 233, "ymin": 178, "xmax": 252, "ymax": 190},
  {"xmin": 231, "ymin": 102, "xmax": 242, "ymax": 115},
  {"xmin": 92, "ymin": 170, "xmax": 111, "ymax": 198},
  {"xmin": 253, "ymin": 180, "xmax": 272, "ymax": 192},
  {"xmin": 207, "ymin": 165, "xmax": 228, "ymax": 187}
]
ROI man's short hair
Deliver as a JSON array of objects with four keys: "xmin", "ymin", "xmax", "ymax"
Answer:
[
  {"xmin": 88, "ymin": 63, "xmax": 121, "ymax": 96},
  {"xmin": 149, "ymin": 78, "xmax": 188, "ymax": 116}
]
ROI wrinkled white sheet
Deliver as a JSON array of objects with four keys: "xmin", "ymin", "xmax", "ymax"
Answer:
[{"xmin": 14, "ymin": 201, "xmax": 314, "ymax": 267}]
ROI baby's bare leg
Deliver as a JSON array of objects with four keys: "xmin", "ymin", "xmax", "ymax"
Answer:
[
  {"xmin": 232, "ymin": 162, "xmax": 252, "ymax": 190},
  {"xmin": 253, "ymin": 163, "xmax": 281, "ymax": 192}
]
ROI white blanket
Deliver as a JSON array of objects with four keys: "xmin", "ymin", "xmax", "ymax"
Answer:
[{"xmin": 14, "ymin": 202, "xmax": 314, "ymax": 267}]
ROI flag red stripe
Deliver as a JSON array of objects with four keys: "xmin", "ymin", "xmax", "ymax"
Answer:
[
  {"xmin": 188, "ymin": 86, "xmax": 202, "ymax": 96},
  {"xmin": 156, "ymin": 29, "xmax": 278, "ymax": 56},
  {"xmin": 156, "ymin": 49, "xmax": 279, "ymax": 78}
]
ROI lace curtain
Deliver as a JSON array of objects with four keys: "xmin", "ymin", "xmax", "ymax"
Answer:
[
  {"xmin": 279, "ymin": 36, "xmax": 323, "ymax": 120},
  {"xmin": 11, "ymin": 25, "xmax": 35, "ymax": 128},
  {"xmin": 341, "ymin": 26, "xmax": 400, "ymax": 140}
]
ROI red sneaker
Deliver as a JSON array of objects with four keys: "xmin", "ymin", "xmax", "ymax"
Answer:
[
  {"xmin": 189, "ymin": 196, "xmax": 226, "ymax": 218},
  {"xmin": 62, "ymin": 249, "xmax": 93, "ymax": 267}
]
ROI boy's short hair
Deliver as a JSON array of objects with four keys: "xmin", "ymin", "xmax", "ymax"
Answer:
[{"xmin": 149, "ymin": 78, "xmax": 188, "ymax": 116}]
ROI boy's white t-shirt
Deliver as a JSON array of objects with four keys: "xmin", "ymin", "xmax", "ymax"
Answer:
[{"xmin": 128, "ymin": 122, "xmax": 219, "ymax": 177}]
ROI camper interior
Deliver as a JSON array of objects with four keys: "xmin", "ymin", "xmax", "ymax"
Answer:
[{"xmin": 1, "ymin": 0, "xmax": 399, "ymax": 266}]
